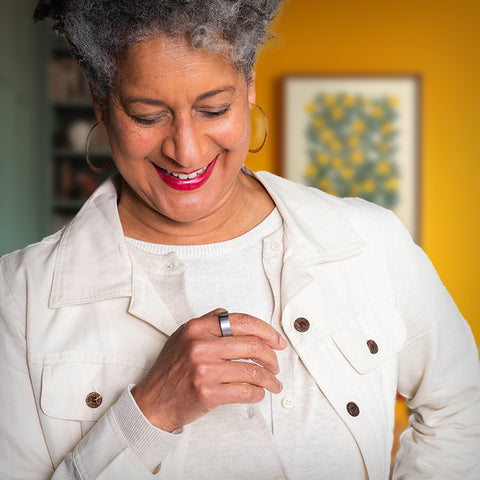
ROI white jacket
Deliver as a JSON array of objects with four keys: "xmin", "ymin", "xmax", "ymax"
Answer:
[{"xmin": 1, "ymin": 170, "xmax": 479, "ymax": 480}]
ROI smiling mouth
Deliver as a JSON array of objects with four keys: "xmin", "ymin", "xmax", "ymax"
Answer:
[
  {"xmin": 154, "ymin": 156, "xmax": 218, "ymax": 191},
  {"xmin": 158, "ymin": 163, "xmax": 210, "ymax": 180}
]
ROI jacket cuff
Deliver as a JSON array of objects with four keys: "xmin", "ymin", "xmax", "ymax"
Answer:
[{"xmin": 111, "ymin": 384, "xmax": 183, "ymax": 472}]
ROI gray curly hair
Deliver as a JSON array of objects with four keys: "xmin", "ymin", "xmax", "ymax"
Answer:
[{"xmin": 34, "ymin": 0, "xmax": 285, "ymax": 105}]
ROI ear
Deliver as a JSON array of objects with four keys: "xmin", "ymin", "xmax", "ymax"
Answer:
[
  {"xmin": 89, "ymin": 84, "xmax": 107, "ymax": 125},
  {"xmin": 247, "ymin": 70, "xmax": 256, "ymax": 109}
]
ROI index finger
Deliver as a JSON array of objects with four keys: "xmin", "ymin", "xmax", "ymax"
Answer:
[{"xmin": 198, "ymin": 309, "xmax": 288, "ymax": 350}]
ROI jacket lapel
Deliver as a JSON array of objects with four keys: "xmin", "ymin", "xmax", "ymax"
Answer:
[
  {"xmin": 48, "ymin": 177, "xmax": 178, "ymax": 337},
  {"xmin": 49, "ymin": 179, "xmax": 131, "ymax": 308},
  {"xmin": 127, "ymin": 257, "xmax": 180, "ymax": 337}
]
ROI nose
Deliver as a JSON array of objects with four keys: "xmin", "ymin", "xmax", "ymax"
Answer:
[{"xmin": 161, "ymin": 115, "xmax": 206, "ymax": 169}]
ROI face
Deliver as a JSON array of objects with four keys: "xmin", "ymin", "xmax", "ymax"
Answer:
[{"xmin": 93, "ymin": 34, "xmax": 256, "ymax": 236}]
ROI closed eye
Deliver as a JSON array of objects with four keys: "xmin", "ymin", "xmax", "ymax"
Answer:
[
  {"xmin": 199, "ymin": 105, "xmax": 231, "ymax": 117},
  {"xmin": 130, "ymin": 113, "xmax": 168, "ymax": 126}
]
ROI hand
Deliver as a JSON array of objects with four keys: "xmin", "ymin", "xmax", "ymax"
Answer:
[{"xmin": 131, "ymin": 309, "xmax": 287, "ymax": 432}]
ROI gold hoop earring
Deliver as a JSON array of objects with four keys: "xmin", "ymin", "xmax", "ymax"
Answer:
[
  {"xmin": 85, "ymin": 122, "xmax": 112, "ymax": 173},
  {"xmin": 249, "ymin": 104, "xmax": 268, "ymax": 153}
]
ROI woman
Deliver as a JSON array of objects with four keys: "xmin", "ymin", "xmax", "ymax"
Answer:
[{"xmin": 1, "ymin": 1, "xmax": 479, "ymax": 479}]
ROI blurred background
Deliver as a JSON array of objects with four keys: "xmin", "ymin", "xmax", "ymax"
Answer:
[{"xmin": 1, "ymin": 0, "xmax": 479, "ymax": 470}]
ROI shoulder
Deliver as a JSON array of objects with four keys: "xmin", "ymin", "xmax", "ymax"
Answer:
[
  {"xmin": 0, "ymin": 230, "xmax": 63, "ymax": 333},
  {"xmin": 0, "ymin": 229, "xmax": 64, "ymax": 292},
  {"xmin": 0, "ymin": 176, "xmax": 119, "ymax": 298},
  {"xmin": 1, "ymin": 228, "xmax": 63, "ymax": 279},
  {"xmin": 256, "ymin": 170, "xmax": 411, "ymax": 247},
  {"xmin": 256, "ymin": 171, "xmax": 417, "ymax": 293}
]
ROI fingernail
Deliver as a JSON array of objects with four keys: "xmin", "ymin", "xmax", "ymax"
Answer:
[{"xmin": 279, "ymin": 336, "xmax": 288, "ymax": 348}]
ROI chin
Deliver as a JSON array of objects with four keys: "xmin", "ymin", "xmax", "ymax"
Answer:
[{"xmin": 155, "ymin": 200, "xmax": 218, "ymax": 226}]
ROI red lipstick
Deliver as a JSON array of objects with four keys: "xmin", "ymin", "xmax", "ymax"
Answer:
[{"xmin": 154, "ymin": 156, "xmax": 217, "ymax": 191}]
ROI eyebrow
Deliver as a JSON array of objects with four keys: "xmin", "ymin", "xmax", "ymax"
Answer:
[
  {"xmin": 197, "ymin": 87, "xmax": 235, "ymax": 101},
  {"xmin": 123, "ymin": 86, "xmax": 236, "ymax": 106}
]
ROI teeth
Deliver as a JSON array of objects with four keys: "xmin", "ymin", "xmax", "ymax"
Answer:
[{"xmin": 161, "ymin": 164, "xmax": 209, "ymax": 180}]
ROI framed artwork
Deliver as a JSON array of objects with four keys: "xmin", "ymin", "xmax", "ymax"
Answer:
[{"xmin": 282, "ymin": 75, "xmax": 421, "ymax": 242}]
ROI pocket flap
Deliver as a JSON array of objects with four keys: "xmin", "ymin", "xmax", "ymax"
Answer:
[
  {"xmin": 331, "ymin": 298, "xmax": 406, "ymax": 374},
  {"xmin": 41, "ymin": 362, "xmax": 148, "ymax": 421}
]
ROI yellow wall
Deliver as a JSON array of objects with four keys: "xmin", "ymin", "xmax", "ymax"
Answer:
[{"xmin": 247, "ymin": 0, "xmax": 480, "ymax": 341}]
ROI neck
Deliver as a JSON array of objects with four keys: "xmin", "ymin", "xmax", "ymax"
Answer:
[{"xmin": 117, "ymin": 171, "xmax": 275, "ymax": 245}]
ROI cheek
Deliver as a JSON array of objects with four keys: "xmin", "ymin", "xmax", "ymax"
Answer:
[
  {"xmin": 107, "ymin": 120, "xmax": 156, "ymax": 159},
  {"xmin": 213, "ymin": 111, "xmax": 250, "ymax": 149}
]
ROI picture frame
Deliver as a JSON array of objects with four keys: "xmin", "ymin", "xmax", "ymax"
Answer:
[{"xmin": 282, "ymin": 74, "xmax": 421, "ymax": 243}]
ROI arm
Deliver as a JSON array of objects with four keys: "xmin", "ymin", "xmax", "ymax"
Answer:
[{"xmin": 391, "ymin": 222, "xmax": 480, "ymax": 478}]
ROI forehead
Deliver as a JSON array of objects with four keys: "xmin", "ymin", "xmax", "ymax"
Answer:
[{"xmin": 116, "ymin": 34, "xmax": 243, "ymax": 98}]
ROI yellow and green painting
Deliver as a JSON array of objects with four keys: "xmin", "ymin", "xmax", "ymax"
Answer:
[{"xmin": 303, "ymin": 93, "xmax": 400, "ymax": 210}]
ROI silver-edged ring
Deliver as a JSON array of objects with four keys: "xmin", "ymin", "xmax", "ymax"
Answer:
[{"xmin": 219, "ymin": 311, "xmax": 232, "ymax": 337}]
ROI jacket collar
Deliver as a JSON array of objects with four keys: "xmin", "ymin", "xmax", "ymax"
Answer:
[
  {"xmin": 49, "ymin": 171, "xmax": 367, "ymax": 309},
  {"xmin": 253, "ymin": 169, "xmax": 368, "ymax": 265},
  {"xmin": 49, "ymin": 176, "xmax": 131, "ymax": 308}
]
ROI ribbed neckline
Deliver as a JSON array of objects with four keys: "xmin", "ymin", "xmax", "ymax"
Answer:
[{"xmin": 125, "ymin": 208, "xmax": 283, "ymax": 258}]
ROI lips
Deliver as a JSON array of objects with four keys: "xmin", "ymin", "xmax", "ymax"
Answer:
[{"xmin": 154, "ymin": 156, "xmax": 218, "ymax": 191}]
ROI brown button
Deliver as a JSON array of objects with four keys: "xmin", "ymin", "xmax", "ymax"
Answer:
[
  {"xmin": 86, "ymin": 392, "xmax": 103, "ymax": 408},
  {"xmin": 346, "ymin": 401, "xmax": 360, "ymax": 417},
  {"xmin": 294, "ymin": 317, "xmax": 310, "ymax": 332},
  {"xmin": 367, "ymin": 339, "xmax": 379, "ymax": 354}
]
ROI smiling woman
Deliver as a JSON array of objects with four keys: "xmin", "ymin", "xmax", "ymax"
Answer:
[
  {"xmin": 100, "ymin": 34, "xmax": 273, "ymax": 243},
  {"xmin": 0, "ymin": 1, "xmax": 479, "ymax": 479}
]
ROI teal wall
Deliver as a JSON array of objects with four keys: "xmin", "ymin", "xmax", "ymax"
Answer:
[{"xmin": 0, "ymin": 1, "xmax": 49, "ymax": 255}]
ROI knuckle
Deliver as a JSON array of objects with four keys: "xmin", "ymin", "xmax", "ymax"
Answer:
[
  {"xmin": 194, "ymin": 363, "xmax": 209, "ymax": 380},
  {"xmin": 185, "ymin": 318, "xmax": 202, "ymax": 335},
  {"xmin": 238, "ymin": 384, "xmax": 264, "ymax": 403},
  {"xmin": 238, "ymin": 384, "xmax": 252, "ymax": 400},
  {"xmin": 249, "ymin": 337, "xmax": 261, "ymax": 354},
  {"xmin": 187, "ymin": 340, "xmax": 206, "ymax": 362},
  {"xmin": 238, "ymin": 313, "xmax": 254, "ymax": 332},
  {"xmin": 195, "ymin": 384, "xmax": 212, "ymax": 403},
  {"xmin": 247, "ymin": 364, "xmax": 262, "ymax": 383},
  {"xmin": 182, "ymin": 321, "xmax": 196, "ymax": 340}
]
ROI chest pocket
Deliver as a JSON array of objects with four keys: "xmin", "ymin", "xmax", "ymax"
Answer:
[
  {"xmin": 40, "ymin": 361, "xmax": 149, "ymax": 422},
  {"xmin": 331, "ymin": 297, "xmax": 406, "ymax": 374}
]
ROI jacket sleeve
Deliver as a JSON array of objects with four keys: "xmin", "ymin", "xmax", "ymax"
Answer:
[
  {"xmin": 0, "ymin": 257, "xmax": 179, "ymax": 480},
  {"xmin": 389, "ymin": 217, "xmax": 480, "ymax": 478}
]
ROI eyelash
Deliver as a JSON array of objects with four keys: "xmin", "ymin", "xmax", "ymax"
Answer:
[
  {"xmin": 131, "ymin": 106, "xmax": 231, "ymax": 126},
  {"xmin": 132, "ymin": 116, "xmax": 159, "ymax": 126},
  {"xmin": 201, "ymin": 106, "xmax": 231, "ymax": 117}
]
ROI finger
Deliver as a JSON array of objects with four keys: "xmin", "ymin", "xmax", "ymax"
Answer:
[
  {"xmin": 193, "ymin": 308, "xmax": 232, "ymax": 338},
  {"xmin": 211, "ymin": 335, "xmax": 281, "ymax": 375},
  {"xmin": 217, "ymin": 360, "xmax": 283, "ymax": 394},
  {"xmin": 192, "ymin": 310, "xmax": 287, "ymax": 350},
  {"xmin": 229, "ymin": 313, "xmax": 287, "ymax": 350},
  {"xmin": 214, "ymin": 383, "xmax": 267, "ymax": 406}
]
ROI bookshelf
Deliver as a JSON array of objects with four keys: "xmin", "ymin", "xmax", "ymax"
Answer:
[{"xmin": 48, "ymin": 34, "xmax": 113, "ymax": 231}]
